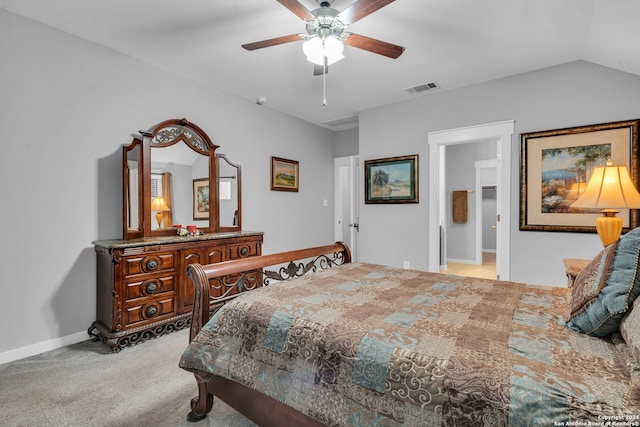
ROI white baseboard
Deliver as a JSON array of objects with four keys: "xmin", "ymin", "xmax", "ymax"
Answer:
[{"xmin": 0, "ymin": 331, "xmax": 88, "ymax": 365}]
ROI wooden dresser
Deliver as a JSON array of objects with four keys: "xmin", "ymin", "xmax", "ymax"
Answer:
[{"xmin": 90, "ymin": 231, "xmax": 263, "ymax": 352}]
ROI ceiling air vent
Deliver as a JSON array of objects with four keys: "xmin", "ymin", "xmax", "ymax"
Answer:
[
  {"xmin": 323, "ymin": 114, "xmax": 359, "ymax": 130},
  {"xmin": 405, "ymin": 81, "xmax": 440, "ymax": 95}
]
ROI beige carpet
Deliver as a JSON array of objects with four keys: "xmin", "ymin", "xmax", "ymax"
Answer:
[{"xmin": 0, "ymin": 329, "xmax": 257, "ymax": 427}]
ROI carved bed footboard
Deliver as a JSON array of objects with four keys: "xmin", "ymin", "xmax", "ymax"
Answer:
[{"xmin": 184, "ymin": 242, "xmax": 351, "ymax": 423}]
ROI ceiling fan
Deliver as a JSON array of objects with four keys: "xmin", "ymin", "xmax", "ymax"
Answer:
[{"xmin": 242, "ymin": 0, "xmax": 405, "ymax": 75}]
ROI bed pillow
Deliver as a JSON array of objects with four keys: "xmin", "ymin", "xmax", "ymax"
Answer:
[
  {"xmin": 621, "ymin": 297, "xmax": 640, "ymax": 364},
  {"xmin": 564, "ymin": 226, "xmax": 640, "ymax": 337}
]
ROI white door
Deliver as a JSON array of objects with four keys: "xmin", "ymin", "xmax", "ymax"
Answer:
[{"xmin": 334, "ymin": 156, "xmax": 359, "ymax": 261}]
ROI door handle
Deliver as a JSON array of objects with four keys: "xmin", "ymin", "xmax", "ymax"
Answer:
[{"xmin": 349, "ymin": 223, "xmax": 360, "ymax": 231}]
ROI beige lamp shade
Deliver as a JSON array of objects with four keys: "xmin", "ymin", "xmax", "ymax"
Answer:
[
  {"xmin": 571, "ymin": 161, "xmax": 640, "ymax": 246},
  {"xmin": 151, "ymin": 196, "xmax": 170, "ymax": 211},
  {"xmin": 151, "ymin": 197, "xmax": 170, "ymax": 229}
]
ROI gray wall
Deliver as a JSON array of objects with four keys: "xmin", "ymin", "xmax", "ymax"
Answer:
[
  {"xmin": 0, "ymin": 10, "xmax": 335, "ymax": 357},
  {"xmin": 358, "ymin": 60, "xmax": 640, "ymax": 285},
  {"xmin": 334, "ymin": 127, "xmax": 359, "ymax": 157}
]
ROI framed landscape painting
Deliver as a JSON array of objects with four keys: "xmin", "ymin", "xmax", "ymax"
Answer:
[
  {"xmin": 364, "ymin": 154, "xmax": 418, "ymax": 204},
  {"xmin": 520, "ymin": 119, "xmax": 639, "ymax": 233},
  {"xmin": 271, "ymin": 156, "xmax": 299, "ymax": 192},
  {"xmin": 193, "ymin": 178, "xmax": 209, "ymax": 220}
]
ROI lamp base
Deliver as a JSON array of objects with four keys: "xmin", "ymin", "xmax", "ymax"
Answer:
[
  {"xmin": 595, "ymin": 209, "xmax": 622, "ymax": 247},
  {"xmin": 156, "ymin": 211, "xmax": 163, "ymax": 229}
]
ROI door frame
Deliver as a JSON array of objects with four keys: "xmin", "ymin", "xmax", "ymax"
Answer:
[{"xmin": 428, "ymin": 121, "xmax": 514, "ymax": 280}]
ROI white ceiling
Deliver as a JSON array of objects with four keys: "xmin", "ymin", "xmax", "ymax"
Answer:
[{"xmin": 3, "ymin": 0, "xmax": 640, "ymax": 130}]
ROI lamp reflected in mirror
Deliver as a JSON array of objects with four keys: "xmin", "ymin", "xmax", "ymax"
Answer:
[
  {"xmin": 571, "ymin": 160, "xmax": 640, "ymax": 246},
  {"xmin": 151, "ymin": 196, "xmax": 170, "ymax": 229}
]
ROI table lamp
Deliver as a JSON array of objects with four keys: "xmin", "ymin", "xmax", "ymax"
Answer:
[
  {"xmin": 571, "ymin": 160, "xmax": 640, "ymax": 246},
  {"xmin": 151, "ymin": 196, "xmax": 170, "ymax": 229}
]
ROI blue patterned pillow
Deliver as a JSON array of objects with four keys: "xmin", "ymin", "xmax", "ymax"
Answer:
[
  {"xmin": 621, "ymin": 298, "xmax": 640, "ymax": 364},
  {"xmin": 564, "ymin": 226, "xmax": 640, "ymax": 337}
]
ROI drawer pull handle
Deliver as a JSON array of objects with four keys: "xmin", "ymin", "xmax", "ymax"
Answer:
[
  {"xmin": 240, "ymin": 247, "xmax": 249, "ymax": 257},
  {"xmin": 145, "ymin": 258, "xmax": 159, "ymax": 271},
  {"xmin": 145, "ymin": 305, "xmax": 158, "ymax": 317},
  {"xmin": 145, "ymin": 281, "xmax": 159, "ymax": 294}
]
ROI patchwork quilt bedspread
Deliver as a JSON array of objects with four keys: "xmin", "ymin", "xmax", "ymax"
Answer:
[{"xmin": 179, "ymin": 263, "xmax": 638, "ymax": 426}]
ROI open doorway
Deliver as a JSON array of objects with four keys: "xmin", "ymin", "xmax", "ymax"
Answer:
[
  {"xmin": 427, "ymin": 121, "xmax": 514, "ymax": 280},
  {"xmin": 437, "ymin": 149, "xmax": 498, "ymax": 279}
]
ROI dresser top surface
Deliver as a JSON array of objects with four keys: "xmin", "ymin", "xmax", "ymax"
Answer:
[{"xmin": 93, "ymin": 230, "xmax": 263, "ymax": 249}]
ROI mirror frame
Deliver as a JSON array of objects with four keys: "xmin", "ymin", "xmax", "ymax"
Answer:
[
  {"xmin": 216, "ymin": 153, "xmax": 242, "ymax": 232},
  {"xmin": 123, "ymin": 139, "xmax": 143, "ymax": 239},
  {"xmin": 122, "ymin": 118, "xmax": 221, "ymax": 239}
]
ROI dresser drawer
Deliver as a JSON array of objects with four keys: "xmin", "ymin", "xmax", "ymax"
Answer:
[
  {"xmin": 123, "ymin": 253, "xmax": 176, "ymax": 277},
  {"xmin": 92, "ymin": 231, "xmax": 263, "ymax": 350},
  {"xmin": 124, "ymin": 275, "xmax": 175, "ymax": 301},
  {"xmin": 124, "ymin": 296, "xmax": 175, "ymax": 327},
  {"xmin": 228, "ymin": 242, "xmax": 260, "ymax": 259}
]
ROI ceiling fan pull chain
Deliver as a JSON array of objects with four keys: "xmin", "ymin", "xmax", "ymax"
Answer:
[{"xmin": 322, "ymin": 56, "xmax": 327, "ymax": 106}]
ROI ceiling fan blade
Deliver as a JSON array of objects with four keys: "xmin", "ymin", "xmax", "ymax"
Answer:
[
  {"xmin": 242, "ymin": 34, "xmax": 304, "ymax": 51},
  {"xmin": 344, "ymin": 33, "xmax": 405, "ymax": 59},
  {"xmin": 338, "ymin": 0, "xmax": 396, "ymax": 25},
  {"xmin": 313, "ymin": 63, "xmax": 329, "ymax": 76},
  {"xmin": 277, "ymin": 0, "xmax": 315, "ymax": 21}
]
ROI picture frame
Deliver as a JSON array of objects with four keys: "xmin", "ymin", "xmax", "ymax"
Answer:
[
  {"xmin": 270, "ymin": 156, "xmax": 299, "ymax": 192},
  {"xmin": 364, "ymin": 154, "xmax": 419, "ymax": 204},
  {"xmin": 193, "ymin": 178, "xmax": 209, "ymax": 220},
  {"xmin": 520, "ymin": 119, "xmax": 639, "ymax": 233}
]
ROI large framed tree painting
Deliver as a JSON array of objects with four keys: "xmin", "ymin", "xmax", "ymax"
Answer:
[
  {"xmin": 520, "ymin": 119, "xmax": 639, "ymax": 233},
  {"xmin": 364, "ymin": 154, "xmax": 419, "ymax": 204}
]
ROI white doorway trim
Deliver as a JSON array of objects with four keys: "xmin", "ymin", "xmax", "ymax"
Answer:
[{"xmin": 428, "ymin": 120, "xmax": 514, "ymax": 280}]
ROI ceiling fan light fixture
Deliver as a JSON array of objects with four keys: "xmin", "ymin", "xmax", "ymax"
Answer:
[{"xmin": 303, "ymin": 35, "xmax": 344, "ymax": 66}]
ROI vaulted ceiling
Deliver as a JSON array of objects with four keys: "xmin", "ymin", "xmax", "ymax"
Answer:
[{"xmin": 3, "ymin": 0, "xmax": 640, "ymax": 130}]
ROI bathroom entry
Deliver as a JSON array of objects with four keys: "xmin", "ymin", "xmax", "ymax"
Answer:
[
  {"xmin": 440, "ymin": 155, "xmax": 497, "ymax": 280},
  {"xmin": 428, "ymin": 120, "xmax": 514, "ymax": 281}
]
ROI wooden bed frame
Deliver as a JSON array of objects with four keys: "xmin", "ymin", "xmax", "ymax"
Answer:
[{"xmin": 184, "ymin": 242, "xmax": 352, "ymax": 425}]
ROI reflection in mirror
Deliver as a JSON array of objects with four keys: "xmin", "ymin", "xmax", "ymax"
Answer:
[
  {"xmin": 151, "ymin": 141, "xmax": 209, "ymax": 230},
  {"xmin": 125, "ymin": 142, "xmax": 141, "ymax": 233},
  {"xmin": 217, "ymin": 154, "xmax": 241, "ymax": 230}
]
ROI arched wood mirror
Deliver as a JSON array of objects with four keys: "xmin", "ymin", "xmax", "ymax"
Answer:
[{"xmin": 123, "ymin": 118, "xmax": 242, "ymax": 239}]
